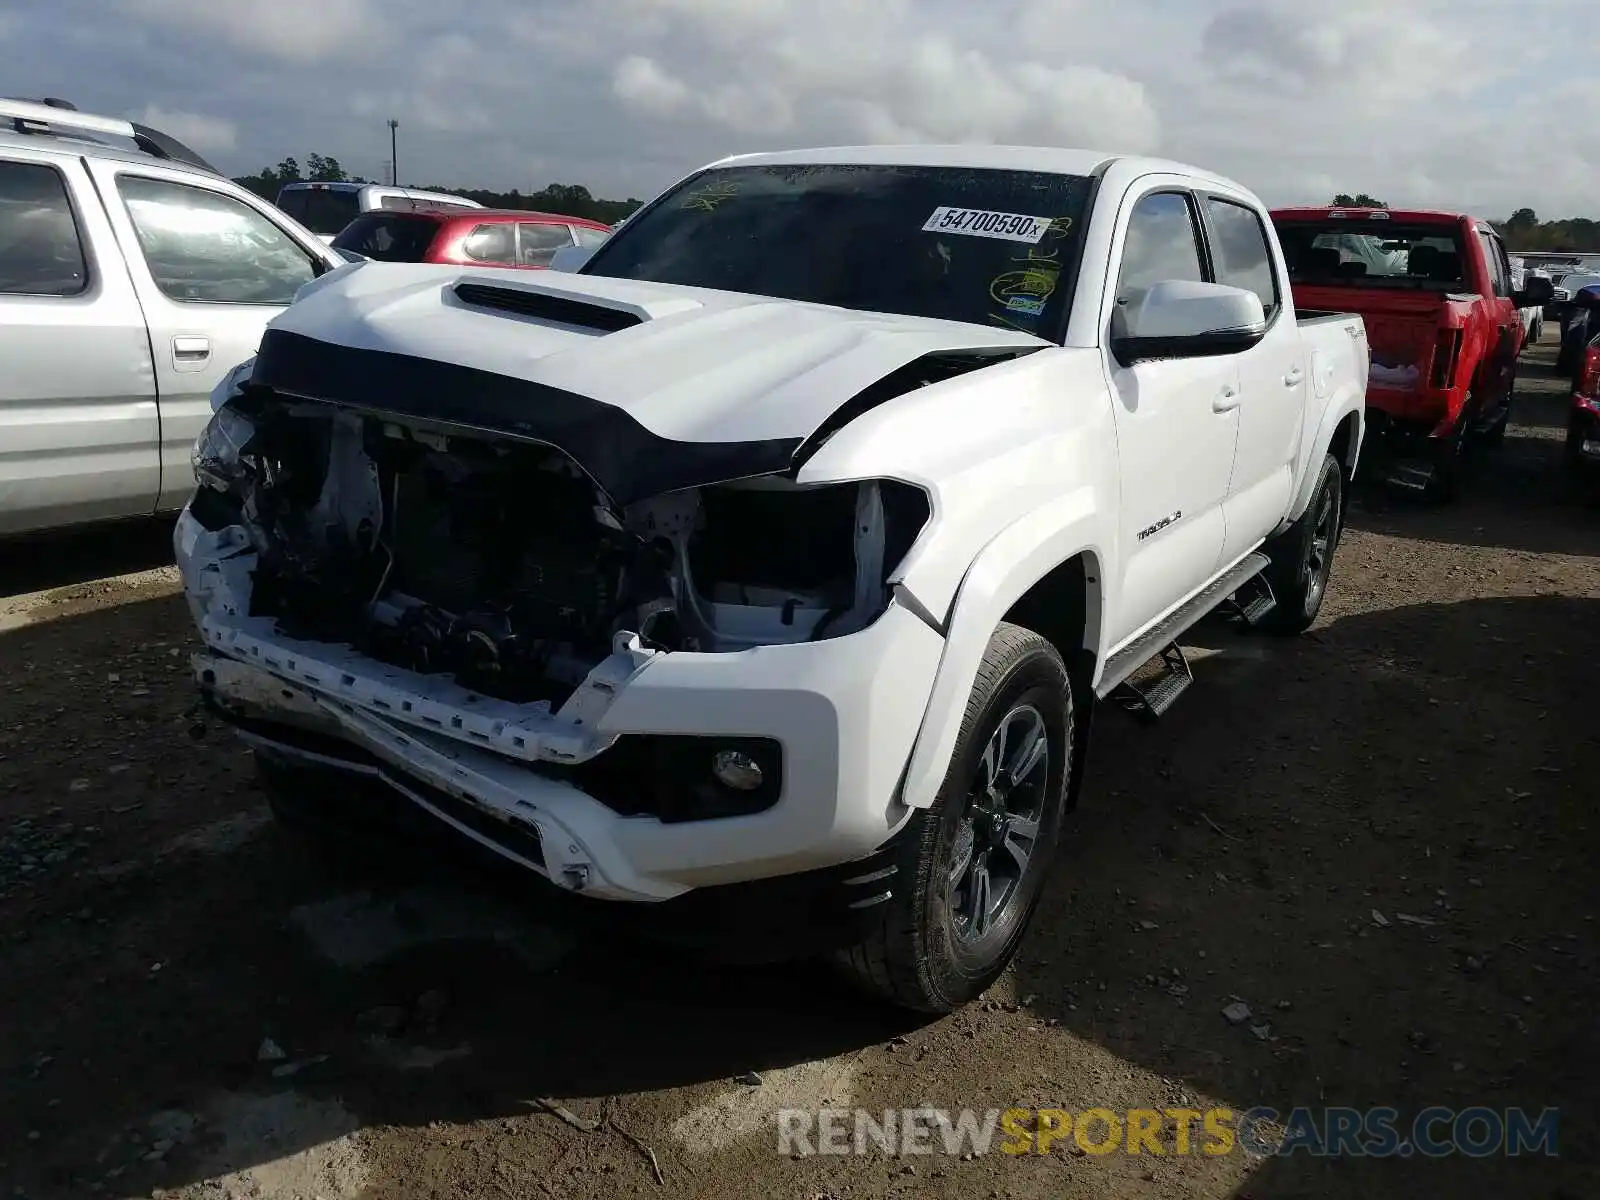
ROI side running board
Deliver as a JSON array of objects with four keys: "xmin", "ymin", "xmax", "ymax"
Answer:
[{"xmin": 1096, "ymin": 551, "xmax": 1273, "ymax": 701}]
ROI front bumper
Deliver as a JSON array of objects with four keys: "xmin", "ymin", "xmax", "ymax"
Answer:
[{"xmin": 178, "ymin": 510, "xmax": 946, "ymax": 903}]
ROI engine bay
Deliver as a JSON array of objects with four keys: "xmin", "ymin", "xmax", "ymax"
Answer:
[{"xmin": 188, "ymin": 393, "xmax": 930, "ymax": 706}]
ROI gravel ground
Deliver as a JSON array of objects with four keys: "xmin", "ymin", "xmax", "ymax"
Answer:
[{"xmin": 1, "ymin": 333, "xmax": 1597, "ymax": 1200}]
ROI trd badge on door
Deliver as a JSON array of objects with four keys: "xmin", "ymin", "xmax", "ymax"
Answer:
[{"xmin": 1137, "ymin": 510, "xmax": 1182, "ymax": 541}]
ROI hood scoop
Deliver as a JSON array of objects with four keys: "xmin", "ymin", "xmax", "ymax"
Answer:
[{"xmin": 453, "ymin": 282, "xmax": 645, "ymax": 333}]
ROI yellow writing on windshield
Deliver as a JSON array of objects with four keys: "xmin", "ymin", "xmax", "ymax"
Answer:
[{"xmin": 681, "ymin": 181, "xmax": 742, "ymax": 213}]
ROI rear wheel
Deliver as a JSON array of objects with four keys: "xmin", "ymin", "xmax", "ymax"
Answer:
[
  {"xmin": 1479, "ymin": 370, "xmax": 1515, "ymax": 446},
  {"xmin": 837, "ymin": 623, "xmax": 1072, "ymax": 1013},
  {"xmin": 1425, "ymin": 408, "xmax": 1470, "ymax": 502},
  {"xmin": 1259, "ymin": 453, "xmax": 1343, "ymax": 635}
]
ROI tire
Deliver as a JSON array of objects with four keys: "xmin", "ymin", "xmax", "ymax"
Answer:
[
  {"xmin": 1479, "ymin": 369, "xmax": 1514, "ymax": 446},
  {"xmin": 836, "ymin": 623, "xmax": 1073, "ymax": 1013},
  {"xmin": 1424, "ymin": 408, "xmax": 1469, "ymax": 503},
  {"xmin": 1259, "ymin": 453, "xmax": 1343, "ymax": 636}
]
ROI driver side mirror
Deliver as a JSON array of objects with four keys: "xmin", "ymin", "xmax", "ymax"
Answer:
[
  {"xmin": 1110, "ymin": 280, "xmax": 1268, "ymax": 366},
  {"xmin": 1514, "ymin": 274, "xmax": 1554, "ymax": 309}
]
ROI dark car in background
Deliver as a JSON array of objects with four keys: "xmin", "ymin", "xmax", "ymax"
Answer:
[
  {"xmin": 330, "ymin": 207, "xmax": 610, "ymax": 270},
  {"xmin": 1559, "ymin": 283, "xmax": 1600, "ymax": 383},
  {"xmin": 1553, "ymin": 272, "xmax": 1600, "ymax": 371},
  {"xmin": 1567, "ymin": 290, "xmax": 1600, "ymax": 476}
]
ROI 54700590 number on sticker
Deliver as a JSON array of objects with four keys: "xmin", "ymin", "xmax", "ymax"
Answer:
[{"xmin": 923, "ymin": 207, "xmax": 1052, "ymax": 243}]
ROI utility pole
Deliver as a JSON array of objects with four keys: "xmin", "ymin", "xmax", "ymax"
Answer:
[{"xmin": 387, "ymin": 118, "xmax": 399, "ymax": 186}]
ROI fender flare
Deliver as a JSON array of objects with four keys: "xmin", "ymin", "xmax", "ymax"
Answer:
[
  {"xmin": 897, "ymin": 487, "xmax": 1107, "ymax": 810},
  {"xmin": 1288, "ymin": 393, "xmax": 1364, "ymax": 525}
]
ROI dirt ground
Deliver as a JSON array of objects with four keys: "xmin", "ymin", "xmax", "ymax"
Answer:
[{"xmin": 2, "ymin": 332, "xmax": 1598, "ymax": 1200}]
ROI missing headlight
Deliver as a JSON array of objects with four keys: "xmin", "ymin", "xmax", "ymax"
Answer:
[{"xmin": 665, "ymin": 477, "xmax": 931, "ymax": 650}]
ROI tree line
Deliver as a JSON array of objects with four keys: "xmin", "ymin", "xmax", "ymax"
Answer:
[
  {"xmin": 232, "ymin": 154, "xmax": 643, "ymax": 226},
  {"xmin": 1331, "ymin": 196, "xmax": 1599, "ymax": 252}
]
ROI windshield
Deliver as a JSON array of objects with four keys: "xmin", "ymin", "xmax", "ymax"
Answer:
[
  {"xmin": 277, "ymin": 187, "xmax": 361, "ymax": 237},
  {"xmin": 580, "ymin": 163, "xmax": 1093, "ymax": 335},
  {"xmin": 1275, "ymin": 220, "xmax": 1470, "ymax": 290}
]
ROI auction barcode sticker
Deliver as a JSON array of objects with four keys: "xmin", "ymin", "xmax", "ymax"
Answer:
[{"xmin": 922, "ymin": 207, "xmax": 1052, "ymax": 243}]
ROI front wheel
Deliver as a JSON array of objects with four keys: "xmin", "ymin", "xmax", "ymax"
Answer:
[
  {"xmin": 836, "ymin": 623, "xmax": 1072, "ymax": 1013},
  {"xmin": 1259, "ymin": 453, "xmax": 1343, "ymax": 635}
]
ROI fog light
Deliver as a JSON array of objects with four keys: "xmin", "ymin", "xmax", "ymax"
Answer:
[{"xmin": 711, "ymin": 749, "xmax": 764, "ymax": 791}]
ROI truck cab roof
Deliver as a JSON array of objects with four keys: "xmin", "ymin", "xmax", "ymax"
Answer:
[{"xmin": 709, "ymin": 144, "xmax": 1258, "ymax": 193}]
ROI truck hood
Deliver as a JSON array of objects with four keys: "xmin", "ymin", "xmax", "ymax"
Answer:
[{"xmin": 250, "ymin": 261, "xmax": 1048, "ymax": 506}]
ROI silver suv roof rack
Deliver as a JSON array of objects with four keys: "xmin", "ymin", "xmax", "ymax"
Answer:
[{"xmin": 1, "ymin": 96, "xmax": 219, "ymax": 174}]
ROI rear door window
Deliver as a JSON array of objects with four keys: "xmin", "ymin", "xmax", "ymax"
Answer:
[
  {"xmin": 0, "ymin": 159, "xmax": 89, "ymax": 296},
  {"xmin": 119, "ymin": 176, "xmax": 319, "ymax": 304},
  {"xmin": 1205, "ymin": 197, "xmax": 1279, "ymax": 318},
  {"xmin": 332, "ymin": 213, "xmax": 441, "ymax": 262},
  {"xmin": 572, "ymin": 225, "xmax": 609, "ymax": 249},
  {"xmin": 518, "ymin": 222, "xmax": 574, "ymax": 267}
]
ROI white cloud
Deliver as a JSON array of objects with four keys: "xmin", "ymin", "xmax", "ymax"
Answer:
[
  {"xmin": 131, "ymin": 105, "xmax": 237, "ymax": 152},
  {"xmin": 609, "ymin": 0, "xmax": 1160, "ymax": 151},
  {"xmin": 613, "ymin": 56, "xmax": 693, "ymax": 115},
  {"xmin": 117, "ymin": 0, "xmax": 385, "ymax": 63},
  {"xmin": 1201, "ymin": 2, "xmax": 1475, "ymax": 105},
  {"xmin": 6, "ymin": 0, "xmax": 1596, "ymax": 217}
]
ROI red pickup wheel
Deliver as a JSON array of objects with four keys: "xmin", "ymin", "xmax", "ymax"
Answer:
[{"xmin": 1479, "ymin": 369, "xmax": 1515, "ymax": 446}]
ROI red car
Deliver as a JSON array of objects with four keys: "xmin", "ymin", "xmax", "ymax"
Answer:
[
  {"xmin": 1270, "ymin": 206, "xmax": 1552, "ymax": 499},
  {"xmin": 330, "ymin": 207, "xmax": 611, "ymax": 270}
]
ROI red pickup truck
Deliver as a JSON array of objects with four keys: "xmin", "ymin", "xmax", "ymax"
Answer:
[{"xmin": 1270, "ymin": 207, "xmax": 1554, "ymax": 499}]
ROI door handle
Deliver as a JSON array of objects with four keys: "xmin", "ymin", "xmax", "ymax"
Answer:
[
  {"xmin": 172, "ymin": 336, "xmax": 211, "ymax": 373},
  {"xmin": 1213, "ymin": 385, "xmax": 1240, "ymax": 413},
  {"xmin": 1284, "ymin": 367, "xmax": 1304, "ymax": 388}
]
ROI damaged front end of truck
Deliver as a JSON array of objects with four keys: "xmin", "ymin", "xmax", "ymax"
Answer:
[{"xmin": 178, "ymin": 272, "xmax": 1044, "ymax": 904}]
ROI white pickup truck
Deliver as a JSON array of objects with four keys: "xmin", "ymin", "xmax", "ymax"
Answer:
[{"xmin": 178, "ymin": 145, "xmax": 1366, "ymax": 1013}]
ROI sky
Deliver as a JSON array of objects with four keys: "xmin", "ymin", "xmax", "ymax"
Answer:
[{"xmin": 5, "ymin": 0, "xmax": 1595, "ymax": 218}]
